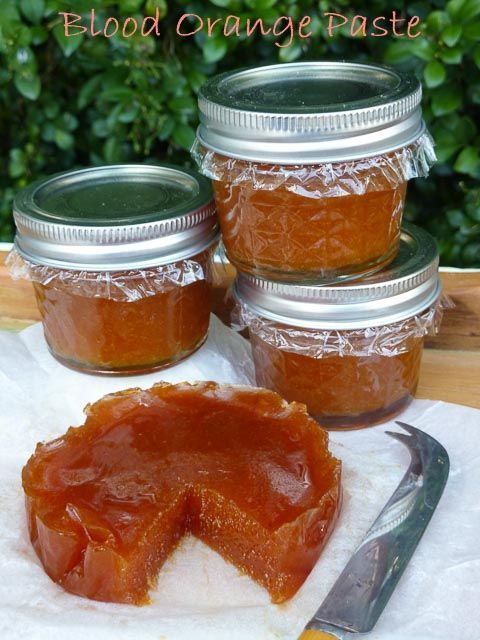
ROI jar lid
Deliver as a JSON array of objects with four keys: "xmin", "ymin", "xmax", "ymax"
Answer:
[
  {"xmin": 234, "ymin": 223, "xmax": 441, "ymax": 329},
  {"xmin": 198, "ymin": 61, "xmax": 424, "ymax": 163},
  {"xmin": 13, "ymin": 164, "xmax": 218, "ymax": 271}
]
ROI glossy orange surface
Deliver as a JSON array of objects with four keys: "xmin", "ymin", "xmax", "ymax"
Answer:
[
  {"xmin": 251, "ymin": 334, "xmax": 424, "ymax": 429},
  {"xmin": 212, "ymin": 155, "xmax": 407, "ymax": 282},
  {"xmin": 33, "ymin": 252, "xmax": 212, "ymax": 374},
  {"xmin": 23, "ymin": 382, "xmax": 341, "ymax": 604}
]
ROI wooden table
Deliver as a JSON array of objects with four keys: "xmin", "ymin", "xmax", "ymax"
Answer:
[{"xmin": 1, "ymin": 248, "xmax": 479, "ymax": 409}]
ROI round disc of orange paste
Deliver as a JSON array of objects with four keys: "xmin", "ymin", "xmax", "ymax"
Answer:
[{"xmin": 22, "ymin": 382, "xmax": 341, "ymax": 604}]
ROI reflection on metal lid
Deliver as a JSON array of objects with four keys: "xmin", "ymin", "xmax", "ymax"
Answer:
[
  {"xmin": 13, "ymin": 164, "xmax": 218, "ymax": 271},
  {"xmin": 198, "ymin": 61, "xmax": 425, "ymax": 163},
  {"xmin": 235, "ymin": 223, "xmax": 441, "ymax": 329}
]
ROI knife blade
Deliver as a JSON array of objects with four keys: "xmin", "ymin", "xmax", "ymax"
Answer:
[{"xmin": 298, "ymin": 421, "xmax": 449, "ymax": 640}]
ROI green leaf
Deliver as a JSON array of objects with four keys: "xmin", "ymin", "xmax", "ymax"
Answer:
[
  {"xmin": 0, "ymin": 69, "xmax": 10, "ymax": 85},
  {"xmin": 44, "ymin": 101, "xmax": 59, "ymax": 118},
  {"xmin": 8, "ymin": 149, "xmax": 27, "ymax": 179},
  {"xmin": 470, "ymin": 207, "xmax": 480, "ymax": 223},
  {"xmin": 384, "ymin": 38, "xmax": 434, "ymax": 64},
  {"xmin": 157, "ymin": 116, "xmax": 175, "ymax": 141},
  {"xmin": 14, "ymin": 72, "xmax": 40, "ymax": 100},
  {"xmin": 427, "ymin": 10, "xmax": 449, "ymax": 33},
  {"xmin": 58, "ymin": 112, "xmax": 78, "ymax": 132},
  {"xmin": 462, "ymin": 243, "xmax": 480, "ymax": 265},
  {"xmin": 203, "ymin": 38, "xmax": 227, "ymax": 63},
  {"xmin": 442, "ymin": 24, "xmax": 462, "ymax": 46},
  {"xmin": 119, "ymin": 0, "xmax": 143, "ymax": 11},
  {"xmin": 470, "ymin": 84, "xmax": 480, "ymax": 104},
  {"xmin": 0, "ymin": 0, "xmax": 20, "ymax": 24},
  {"xmin": 20, "ymin": 0, "xmax": 45, "ymax": 24},
  {"xmin": 173, "ymin": 124, "xmax": 195, "ymax": 150},
  {"xmin": 440, "ymin": 47, "xmax": 463, "ymax": 64},
  {"xmin": 279, "ymin": 41, "xmax": 303, "ymax": 63},
  {"xmin": 474, "ymin": 45, "xmax": 480, "ymax": 69},
  {"xmin": 30, "ymin": 25, "xmax": 48, "ymax": 44},
  {"xmin": 384, "ymin": 40, "xmax": 415, "ymax": 64},
  {"xmin": 209, "ymin": 0, "xmax": 233, "ymax": 7},
  {"xmin": 101, "ymin": 86, "xmax": 134, "ymax": 102},
  {"xmin": 436, "ymin": 143, "xmax": 461, "ymax": 163},
  {"xmin": 463, "ymin": 20, "xmax": 480, "ymax": 40},
  {"xmin": 54, "ymin": 129, "xmax": 74, "ymax": 150},
  {"xmin": 41, "ymin": 122, "xmax": 56, "ymax": 142},
  {"xmin": 104, "ymin": 137, "xmax": 122, "ymax": 163},
  {"xmin": 168, "ymin": 95, "xmax": 196, "ymax": 114},
  {"xmin": 463, "ymin": 0, "xmax": 480, "ymax": 20},
  {"xmin": 92, "ymin": 119, "xmax": 109, "ymax": 138},
  {"xmin": 186, "ymin": 69, "xmax": 207, "ymax": 93},
  {"xmin": 431, "ymin": 85, "xmax": 462, "ymax": 116},
  {"xmin": 245, "ymin": 0, "xmax": 277, "ymax": 8},
  {"xmin": 446, "ymin": 0, "xmax": 464, "ymax": 19},
  {"xmin": 424, "ymin": 61, "xmax": 446, "ymax": 88},
  {"xmin": 432, "ymin": 115, "xmax": 477, "ymax": 162},
  {"xmin": 432, "ymin": 123, "xmax": 462, "ymax": 162},
  {"xmin": 145, "ymin": 0, "xmax": 168, "ymax": 19},
  {"xmin": 459, "ymin": 218, "xmax": 480, "ymax": 236},
  {"xmin": 53, "ymin": 22, "xmax": 84, "ymax": 57},
  {"xmin": 77, "ymin": 75, "xmax": 103, "ymax": 109},
  {"xmin": 13, "ymin": 46, "xmax": 36, "ymax": 71},
  {"xmin": 454, "ymin": 147, "xmax": 480, "ymax": 175},
  {"xmin": 446, "ymin": 209, "xmax": 465, "ymax": 228},
  {"xmin": 107, "ymin": 103, "xmax": 124, "ymax": 129},
  {"xmin": 14, "ymin": 23, "xmax": 34, "ymax": 47},
  {"xmin": 118, "ymin": 103, "xmax": 139, "ymax": 123},
  {"xmin": 409, "ymin": 38, "xmax": 436, "ymax": 62},
  {"xmin": 452, "ymin": 115, "xmax": 477, "ymax": 141}
]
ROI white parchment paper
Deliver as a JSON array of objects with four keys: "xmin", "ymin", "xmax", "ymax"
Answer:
[{"xmin": 0, "ymin": 316, "xmax": 479, "ymax": 640}]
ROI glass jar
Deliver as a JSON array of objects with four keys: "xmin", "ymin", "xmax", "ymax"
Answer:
[
  {"xmin": 235, "ymin": 224, "xmax": 443, "ymax": 429},
  {"xmin": 195, "ymin": 62, "xmax": 436, "ymax": 284},
  {"xmin": 209, "ymin": 242, "xmax": 237, "ymax": 326},
  {"xmin": 9, "ymin": 165, "xmax": 219, "ymax": 374}
]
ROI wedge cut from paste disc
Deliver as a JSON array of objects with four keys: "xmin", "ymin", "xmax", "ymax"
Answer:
[{"xmin": 22, "ymin": 382, "xmax": 341, "ymax": 604}]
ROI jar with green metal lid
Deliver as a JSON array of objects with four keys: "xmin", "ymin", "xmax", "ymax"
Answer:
[
  {"xmin": 194, "ymin": 61, "xmax": 436, "ymax": 284},
  {"xmin": 8, "ymin": 164, "xmax": 219, "ymax": 374}
]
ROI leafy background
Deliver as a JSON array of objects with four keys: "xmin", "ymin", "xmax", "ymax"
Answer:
[{"xmin": 1, "ymin": 0, "xmax": 479, "ymax": 266}]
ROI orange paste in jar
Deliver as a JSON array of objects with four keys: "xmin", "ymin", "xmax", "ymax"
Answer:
[
  {"xmin": 197, "ymin": 62, "xmax": 434, "ymax": 283},
  {"xmin": 22, "ymin": 382, "xmax": 341, "ymax": 604},
  {"xmin": 11, "ymin": 164, "xmax": 219, "ymax": 375},
  {"xmin": 212, "ymin": 154, "xmax": 407, "ymax": 282},
  {"xmin": 234, "ymin": 223, "xmax": 441, "ymax": 429},
  {"xmin": 250, "ymin": 331, "xmax": 424, "ymax": 430},
  {"xmin": 33, "ymin": 249, "xmax": 213, "ymax": 374}
]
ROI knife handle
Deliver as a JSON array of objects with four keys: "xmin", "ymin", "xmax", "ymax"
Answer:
[{"xmin": 298, "ymin": 631, "xmax": 340, "ymax": 640}]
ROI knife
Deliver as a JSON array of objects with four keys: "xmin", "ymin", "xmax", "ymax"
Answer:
[{"xmin": 298, "ymin": 421, "xmax": 449, "ymax": 640}]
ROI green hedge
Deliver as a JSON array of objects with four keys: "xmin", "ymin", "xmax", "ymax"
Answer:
[{"xmin": 1, "ymin": 0, "xmax": 479, "ymax": 266}]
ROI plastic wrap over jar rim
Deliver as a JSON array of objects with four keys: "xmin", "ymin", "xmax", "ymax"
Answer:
[
  {"xmin": 198, "ymin": 61, "xmax": 427, "ymax": 163},
  {"xmin": 13, "ymin": 164, "xmax": 219, "ymax": 271},
  {"xmin": 234, "ymin": 223, "xmax": 441, "ymax": 329}
]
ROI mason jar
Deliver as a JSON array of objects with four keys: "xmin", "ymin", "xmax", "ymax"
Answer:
[
  {"xmin": 9, "ymin": 165, "xmax": 219, "ymax": 374},
  {"xmin": 195, "ymin": 62, "xmax": 435, "ymax": 284},
  {"xmin": 235, "ymin": 224, "xmax": 443, "ymax": 429}
]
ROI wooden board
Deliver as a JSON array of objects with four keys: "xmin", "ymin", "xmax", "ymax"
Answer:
[
  {"xmin": 1, "ymin": 250, "xmax": 478, "ymax": 409},
  {"xmin": 426, "ymin": 272, "xmax": 480, "ymax": 352},
  {"xmin": 0, "ymin": 252, "xmax": 41, "ymax": 330},
  {"xmin": 418, "ymin": 349, "xmax": 480, "ymax": 409}
]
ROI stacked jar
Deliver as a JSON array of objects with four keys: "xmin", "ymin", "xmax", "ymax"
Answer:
[{"xmin": 194, "ymin": 61, "xmax": 443, "ymax": 429}]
